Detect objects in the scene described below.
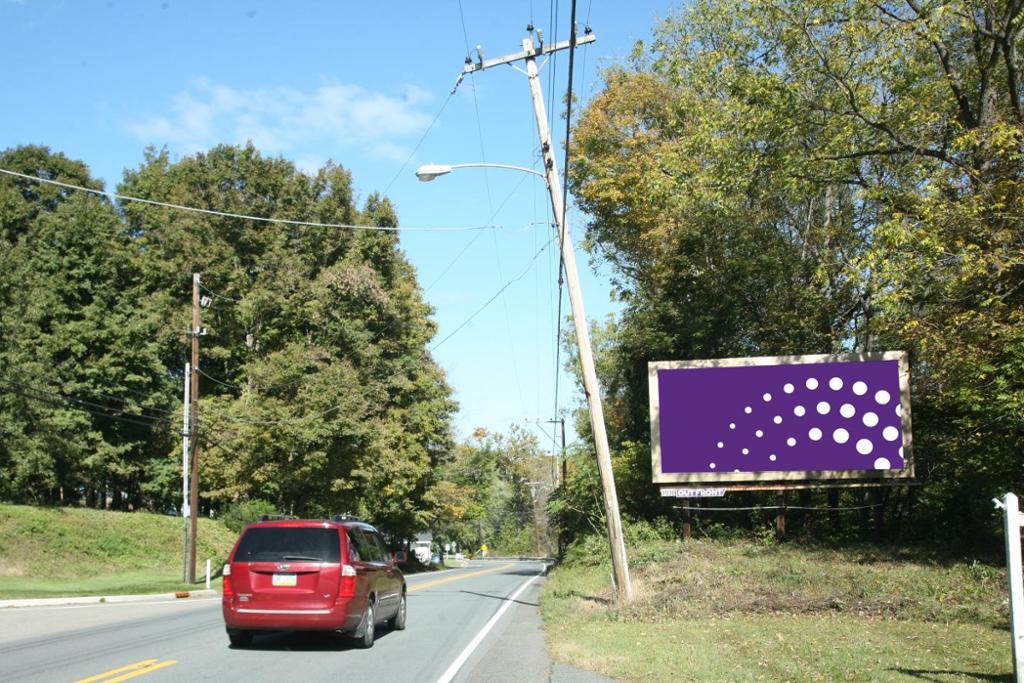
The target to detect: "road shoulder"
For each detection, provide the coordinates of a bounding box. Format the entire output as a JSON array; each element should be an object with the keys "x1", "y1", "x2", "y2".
[{"x1": 455, "y1": 576, "x2": 614, "y2": 683}]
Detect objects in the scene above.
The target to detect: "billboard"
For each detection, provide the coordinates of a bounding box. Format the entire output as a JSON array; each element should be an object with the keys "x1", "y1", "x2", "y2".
[{"x1": 649, "y1": 352, "x2": 913, "y2": 484}]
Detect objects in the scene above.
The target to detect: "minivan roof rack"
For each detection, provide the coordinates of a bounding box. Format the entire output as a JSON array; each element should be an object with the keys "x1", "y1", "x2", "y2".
[
  {"x1": 258, "y1": 514, "x2": 298, "y2": 522},
  {"x1": 330, "y1": 514, "x2": 364, "y2": 523}
]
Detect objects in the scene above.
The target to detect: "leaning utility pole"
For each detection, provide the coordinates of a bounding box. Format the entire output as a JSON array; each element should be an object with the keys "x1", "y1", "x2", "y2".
[
  {"x1": 186, "y1": 272, "x2": 201, "y2": 584},
  {"x1": 460, "y1": 28, "x2": 633, "y2": 601}
]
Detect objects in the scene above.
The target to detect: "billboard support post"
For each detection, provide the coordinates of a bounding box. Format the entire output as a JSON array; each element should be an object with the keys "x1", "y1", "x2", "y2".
[
  {"x1": 775, "y1": 492, "x2": 786, "y2": 540},
  {"x1": 995, "y1": 493, "x2": 1024, "y2": 682}
]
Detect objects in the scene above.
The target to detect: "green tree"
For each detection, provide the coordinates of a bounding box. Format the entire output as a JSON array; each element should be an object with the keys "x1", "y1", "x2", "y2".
[
  {"x1": 118, "y1": 144, "x2": 455, "y2": 537},
  {"x1": 430, "y1": 427, "x2": 557, "y2": 555},
  {"x1": 568, "y1": 0, "x2": 1023, "y2": 547},
  {"x1": 0, "y1": 146, "x2": 170, "y2": 506}
]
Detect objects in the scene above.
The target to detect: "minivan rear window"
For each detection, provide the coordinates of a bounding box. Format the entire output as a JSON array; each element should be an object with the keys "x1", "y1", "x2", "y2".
[{"x1": 234, "y1": 528, "x2": 341, "y2": 563}]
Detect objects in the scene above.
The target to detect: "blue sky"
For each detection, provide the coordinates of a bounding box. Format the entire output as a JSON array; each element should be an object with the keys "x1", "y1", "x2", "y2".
[{"x1": 0, "y1": 0, "x2": 676, "y2": 449}]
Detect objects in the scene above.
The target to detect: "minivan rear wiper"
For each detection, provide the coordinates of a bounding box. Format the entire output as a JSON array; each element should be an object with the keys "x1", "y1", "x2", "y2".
[{"x1": 282, "y1": 555, "x2": 323, "y2": 562}]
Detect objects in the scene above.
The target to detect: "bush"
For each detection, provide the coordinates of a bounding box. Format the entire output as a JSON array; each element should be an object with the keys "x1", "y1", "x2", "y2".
[{"x1": 219, "y1": 499, "x2": 278, "y2": 533}]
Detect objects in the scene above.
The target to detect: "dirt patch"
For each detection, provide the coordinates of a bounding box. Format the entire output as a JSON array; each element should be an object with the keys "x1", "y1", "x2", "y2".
[{"x1": 0, "y1": 561, "x2": 25, "y2": 577}]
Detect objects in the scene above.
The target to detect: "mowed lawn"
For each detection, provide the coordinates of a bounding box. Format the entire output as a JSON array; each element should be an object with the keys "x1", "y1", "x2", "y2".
[
  {"x1": 541, "y1": 539, "x2": 1013, "y2": 682},
  {"x1": 0, "y1": 504, "x2": 238, "y2": 598}
]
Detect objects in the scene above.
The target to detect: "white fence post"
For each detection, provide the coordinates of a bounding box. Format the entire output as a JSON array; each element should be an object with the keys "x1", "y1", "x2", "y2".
[{"x1": 997, "y1": 492, "x2": 1024, "y2": 682}]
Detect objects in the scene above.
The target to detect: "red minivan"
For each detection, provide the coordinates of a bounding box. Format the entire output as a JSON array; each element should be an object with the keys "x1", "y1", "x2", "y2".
[{"x1": 222, "y1": 516, "x2": 406, "y2": 648}]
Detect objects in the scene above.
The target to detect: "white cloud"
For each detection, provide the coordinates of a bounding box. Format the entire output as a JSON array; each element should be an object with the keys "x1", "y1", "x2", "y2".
[{"x1": 127, "y1": 78, "x2": 434, "y2": 165}]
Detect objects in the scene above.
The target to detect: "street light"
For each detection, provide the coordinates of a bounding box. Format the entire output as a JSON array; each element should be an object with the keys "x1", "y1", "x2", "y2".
[
  {"x1": 416, "y1": 156, "x2": 634, "y2": 602},
  {"x1": 415, "y1": 31, "x2": 633, "y2": 603},
  {"x1": 415, "y1": 162, "x2": 545, "y2": 182}
]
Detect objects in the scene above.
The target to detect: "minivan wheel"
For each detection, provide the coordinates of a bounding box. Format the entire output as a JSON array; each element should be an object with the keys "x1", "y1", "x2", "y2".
[
  {"x1": 355, "y1": 602, "x2": 375, "y2": 649},
  {"x1": 387, "y1": 592, "x2": 407, "y2": 631},
  {"x1": 227, "y1": 629, "x2": 253, "y2": 648}
]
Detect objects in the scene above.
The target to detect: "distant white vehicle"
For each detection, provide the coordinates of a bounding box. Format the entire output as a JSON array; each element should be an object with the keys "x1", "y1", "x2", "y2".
[
  {"x1": 412, "y1": 541, "x2": 431, "y2": 563},
  {"x1": 412, "y1": 532, "x2": 433, "y2": 563}
]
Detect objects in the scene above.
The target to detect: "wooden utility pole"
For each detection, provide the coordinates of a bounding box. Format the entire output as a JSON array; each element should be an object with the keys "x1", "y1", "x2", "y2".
[
  {"x1": 460, "y1": 29, "x2": 633, "y2": 601},
  {"x1": 186, "y1": 273, "x2": 201, "y2": 584},
  {"x1": 528, "y1": 482, "x2": 542, "y2": 557}
]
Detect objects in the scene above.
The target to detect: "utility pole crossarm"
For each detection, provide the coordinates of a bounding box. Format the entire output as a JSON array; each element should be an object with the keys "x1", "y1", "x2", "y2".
[{"x1": 461, "y1": 33, "x2": 596, "y2": 75}]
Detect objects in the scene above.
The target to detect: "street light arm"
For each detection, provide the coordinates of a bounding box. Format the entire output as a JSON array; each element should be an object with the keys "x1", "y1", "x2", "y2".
[{"x1": 415, "y1": 162, "x2": 546, "y2": 182}]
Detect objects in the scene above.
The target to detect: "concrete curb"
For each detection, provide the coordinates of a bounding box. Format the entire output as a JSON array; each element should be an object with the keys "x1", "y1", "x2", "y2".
[{"x1": 0, "y1": 589, "x2": 219, "y2": 609}]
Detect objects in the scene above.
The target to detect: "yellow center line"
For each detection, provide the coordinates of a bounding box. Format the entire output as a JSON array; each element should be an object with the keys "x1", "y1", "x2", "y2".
[
  {"x1": 75, "y1": 660, "x2": 158, "y2": 683},
  {"x1": 408, "y1": 563, "x2": 515, "y2": 593},
  {"x1": 74, "y1": 659, "x2": 177, "y2": 683},
  {"x1": 102, "y1": 660, "x2": 176, "y2": 683}
]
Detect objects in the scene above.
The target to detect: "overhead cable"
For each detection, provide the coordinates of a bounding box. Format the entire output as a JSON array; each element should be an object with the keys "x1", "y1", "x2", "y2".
[
  {"x1": 0, "y1": 376, "x2": 177, "y2": 418},
  {"x1": 431, "y1": 237, "x2": 556, "y2": 351},
  {"x1": 381, "y1": 90, "x2": 455, "y2": 197},
  {"x1": 2, "y1": 380, "x2": 177, "y2": 429},
  {"x1": 196, "y1": 368, "x2": 242, "y2": 391},
  {"x1": 0, "y1": 168, "x2": 493, "y2": 233}
]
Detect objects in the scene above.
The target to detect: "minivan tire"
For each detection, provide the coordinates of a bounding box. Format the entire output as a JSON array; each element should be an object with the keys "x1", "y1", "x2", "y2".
[
  {"x1": 355, "y1": 602, "x2": 375, "y2": 648},
  {"x1": 227, "y1": 629, "x2": 253, "y2": 647},
  {"x1": 387, "y1": 592, "x2": 407, "y2": 631}
]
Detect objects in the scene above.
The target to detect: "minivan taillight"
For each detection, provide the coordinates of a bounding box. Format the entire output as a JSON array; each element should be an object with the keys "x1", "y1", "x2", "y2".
[
  {"x1": 222, "y1": 564, "x2": 234, "y2": 598},
  {"x1": 338, "y1": 564, "x2": 356, "y2": 598}
]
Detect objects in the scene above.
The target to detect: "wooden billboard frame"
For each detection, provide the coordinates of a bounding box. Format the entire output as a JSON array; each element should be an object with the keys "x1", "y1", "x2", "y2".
[{"x1": 649, "y1": 351, "x2": 914, "y2": 488}]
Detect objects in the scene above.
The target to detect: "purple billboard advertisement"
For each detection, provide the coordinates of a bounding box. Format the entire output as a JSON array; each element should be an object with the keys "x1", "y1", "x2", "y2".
[{"x1": 649, "y1": 352, "x2": 913, "y2": 484}]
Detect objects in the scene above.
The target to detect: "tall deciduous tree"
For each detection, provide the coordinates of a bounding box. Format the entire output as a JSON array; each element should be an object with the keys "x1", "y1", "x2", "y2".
[
  {"x1": 118, "y1": 144, "x2": 455, "y2": 537},
  {"x1": 0, "y1": 146, "x2": 170, "y2": 506},
  {"x1": 569, "y1": 0, "x2": 1022, "y2": 546}
]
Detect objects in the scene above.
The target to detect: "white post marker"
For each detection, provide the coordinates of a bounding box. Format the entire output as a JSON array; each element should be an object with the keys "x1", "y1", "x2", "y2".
[
  {"x1": 205, "y1": 559, "x2": 212, "y2": 590},
  {"x1": 181, "y1": 362, "x2": 191, "y2": 583},
  {"x1": 182, "y1": 361, "x2": 191, "y2": 518},
  {"x1": 435, "y1": 569, "x2": 544, "y2": 683},
  {"x1": 996, "y1": 492, "x2": 1024, "y2": 682}
]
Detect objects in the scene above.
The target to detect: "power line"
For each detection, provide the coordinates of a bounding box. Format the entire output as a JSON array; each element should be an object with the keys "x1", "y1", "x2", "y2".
[
  {"x1": 0, "y1": 375, "x2": 178, "y2": 419},
  {"x1": 2, "y1": 379, "x2": 178, "y2": 429},
  {"x1": 431, "y1": 238, "x2": 557, "y2": 351},
  {"x1": 550, "y1": 0, "x2": 580, "y2": 444},
  {"x1": 381, "y1": 90, "x2": 455, "y2": 198},
  {"x1": 196, "y1": 367, "x2": 242, "y2": 391},
  {"x1": 212, "y1": 400, "x2": 355, "y2": 426},
  {"x1": 198, "y1": 281, "x2": 242, "y2": 303},
  {"x1": 456, "y1": 2, "x2": 528, "y2": 415},
  {"x1": 425, "y1": 174, "x2": 537, "y2": 293},
  {"x1": 0, "y1": 168, "x2": 494, "y2": 233}
]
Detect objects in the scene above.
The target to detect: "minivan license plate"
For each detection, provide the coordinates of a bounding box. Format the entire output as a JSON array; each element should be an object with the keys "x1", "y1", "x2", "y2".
[{"x1": 272, "y1": 573, "x2": 297, "y2": 587}]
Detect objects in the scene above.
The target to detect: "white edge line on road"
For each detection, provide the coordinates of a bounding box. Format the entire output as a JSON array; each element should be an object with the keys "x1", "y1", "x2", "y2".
[
  {"x1": 435, "y1": 570, "x2": 544, "y2": 683},
  {"x1": 1, "y1": 597, "x2": 221, "y2": 612}
]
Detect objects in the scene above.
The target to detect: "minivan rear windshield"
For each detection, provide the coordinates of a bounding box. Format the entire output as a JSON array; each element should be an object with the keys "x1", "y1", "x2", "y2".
[{"x1": 234, "y1": 528, "x2": 341, "y2": 563}]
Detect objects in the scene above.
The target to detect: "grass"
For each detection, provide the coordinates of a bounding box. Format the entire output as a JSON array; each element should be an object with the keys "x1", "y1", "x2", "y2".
[
  {"x1": 541, "y1": 538, "x2": 1013, "y2": 682},
  {"x1": 0, "y1": 504, "x2": 238, "y2": 599}
]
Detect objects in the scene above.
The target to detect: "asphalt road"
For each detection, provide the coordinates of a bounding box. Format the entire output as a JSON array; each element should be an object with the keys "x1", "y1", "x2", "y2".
[{"x1": 0, "y1": 560, "x2": 554, "y2": 683}]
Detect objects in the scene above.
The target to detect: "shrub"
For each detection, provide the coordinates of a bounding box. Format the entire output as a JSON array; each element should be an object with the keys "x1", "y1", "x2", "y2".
[{"x1": 219, "y1": 499, "x2": 278, "y2": 533}]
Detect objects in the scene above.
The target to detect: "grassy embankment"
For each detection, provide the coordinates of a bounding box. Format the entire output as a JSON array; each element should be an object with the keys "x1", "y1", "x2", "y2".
[
  {"x1": 0, "y1": 504, "x2": 237, "y2": 599},
  {"x1": 541, "y1": 537, "x2": 1012, "y2": 682}
]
